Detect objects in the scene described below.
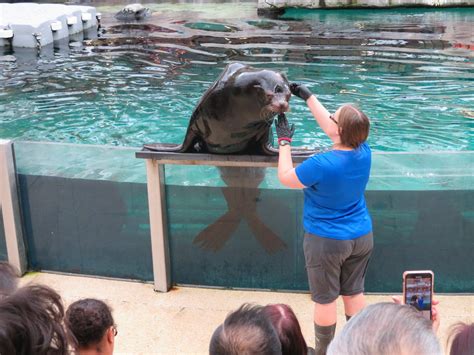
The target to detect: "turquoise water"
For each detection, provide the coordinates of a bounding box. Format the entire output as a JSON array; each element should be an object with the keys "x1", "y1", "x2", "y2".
[{"x1": 0, "y1": 4, "x2": 473, "y2": 151}]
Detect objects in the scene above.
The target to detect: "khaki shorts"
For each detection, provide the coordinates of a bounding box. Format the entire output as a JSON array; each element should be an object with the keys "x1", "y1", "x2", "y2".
[{"x1": 303, "y1": 232, "x2": 373, "y2": 304}]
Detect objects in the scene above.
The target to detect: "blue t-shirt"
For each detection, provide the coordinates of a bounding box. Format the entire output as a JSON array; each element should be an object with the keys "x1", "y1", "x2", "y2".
[{"x1": 295, "y1": 142, "x2": 372, "y2": 240}]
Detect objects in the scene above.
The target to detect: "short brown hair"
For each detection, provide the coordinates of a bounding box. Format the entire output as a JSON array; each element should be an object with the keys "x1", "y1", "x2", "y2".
[
  {"x1": 337, "y1": 104, "x2": 370, "y2": 149},
  {"x1": 66, "y1": 298, "x2": 115, "y2": 349}
]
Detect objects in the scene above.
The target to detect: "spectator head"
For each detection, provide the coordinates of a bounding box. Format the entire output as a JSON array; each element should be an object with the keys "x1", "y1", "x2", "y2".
[
  {"x1": 448, "y1": 322, "x2": 474, "y2": 355},
  {"x1": 0, "y1": 261, "x2": 18, "y2": 297},
  {"x1": 66, "y1": 298, "x2": 116, "y2": 355},
  {"x1": 335, "y1": 104, "x2": 370, "y2": 149},
  {"x1": 0, "y1": 284, "x2": 69, "y2": 355},
  {"x1": 209, "y1": 303, "x2": 282, "y2": 355},
  {"x1": 263, "y1": 304, "x2": 307, "y2": 355},
  {"x1": 327, "y1": 302, "x2": 441, "y2": 355}
]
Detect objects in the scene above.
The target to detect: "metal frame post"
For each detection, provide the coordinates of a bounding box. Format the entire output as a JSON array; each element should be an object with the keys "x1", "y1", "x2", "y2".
[
  {"x1": 145, "y1": 159, "x2": 171, "y2": 292},
  {"x1": 0, "y1": 140, "x2": 27, "y2": 275}
]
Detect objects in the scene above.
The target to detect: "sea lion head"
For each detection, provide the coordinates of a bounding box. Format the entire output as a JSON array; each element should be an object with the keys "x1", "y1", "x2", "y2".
[
  {"x1": 253, "y1": 70, "x2": 291, "y2": 123},
  {"x1": 233, "y1": 68, "x2": 291, "y2": 125}
]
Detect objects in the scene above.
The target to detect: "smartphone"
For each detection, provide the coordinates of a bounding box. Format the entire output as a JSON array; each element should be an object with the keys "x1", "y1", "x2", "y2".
[{"x1": 402, "y1": 270, "x2": 434, "y2": 320}]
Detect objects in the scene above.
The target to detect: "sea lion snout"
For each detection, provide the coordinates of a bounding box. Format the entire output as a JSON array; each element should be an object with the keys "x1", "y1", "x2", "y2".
[{"x1": 271, "y1": 100, "x2": 289, "y2": 113}]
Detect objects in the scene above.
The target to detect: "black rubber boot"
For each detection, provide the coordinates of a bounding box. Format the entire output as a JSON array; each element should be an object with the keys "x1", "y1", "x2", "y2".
[{"x1": 314, "y1": 323, "x2": 336, "y2": 355}]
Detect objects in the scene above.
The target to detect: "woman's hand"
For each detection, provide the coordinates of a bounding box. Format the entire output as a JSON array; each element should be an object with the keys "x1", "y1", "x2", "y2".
[
  {"x1": 290, "y1": 83, "x2": 313, "y2": 101},
  {"x1": 391, "y1": 296, "x2": 440, "y2": 334},
  {"x1": 275, "y1": 113, "x2": 295, "y2": 144},
  {"x1": 275, "y1": 114, "x2": 305, "y2": 189}
]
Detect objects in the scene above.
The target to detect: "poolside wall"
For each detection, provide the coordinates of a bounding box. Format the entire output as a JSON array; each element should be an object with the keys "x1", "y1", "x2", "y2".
[
  {"x1": 4, "y1": 141, "x2": 474, "y2": 293},
  {"x1": 258, "y1": 0, "x2": 473, "y2": 11}
]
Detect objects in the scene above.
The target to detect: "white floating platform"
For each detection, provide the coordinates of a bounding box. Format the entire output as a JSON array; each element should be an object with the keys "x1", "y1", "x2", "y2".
[{"x1": 0, "y1": 3, "x2": 98, "y2": 48}]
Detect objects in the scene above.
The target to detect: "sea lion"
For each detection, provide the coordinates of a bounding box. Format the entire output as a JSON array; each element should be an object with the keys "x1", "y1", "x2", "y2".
[
  {"x1": 144, "y1": 63, "x2": 315, "y2": 254},
  {"x1": 144, "y1": 62, "x2": 292, "y2": 155},
  {"x1": 115, "y1": 4, "x2": 151, "y2": 22}
]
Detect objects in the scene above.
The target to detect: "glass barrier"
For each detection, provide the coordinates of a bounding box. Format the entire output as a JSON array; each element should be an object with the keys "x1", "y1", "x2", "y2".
[
  {"x1": 13, "y1": 141, "x2": 152, "y2": 280},
  {"x1": 13, "y1": 141, "x2": 474, "y2": 292},
  {"x1": 164, "y1": 164, "x2": 473, "y2": 293}
]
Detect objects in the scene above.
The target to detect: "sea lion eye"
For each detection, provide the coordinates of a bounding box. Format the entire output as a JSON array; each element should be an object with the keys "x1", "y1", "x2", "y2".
[{"x1": 274, "y1": 85, "x2": 283, "y2": 94}]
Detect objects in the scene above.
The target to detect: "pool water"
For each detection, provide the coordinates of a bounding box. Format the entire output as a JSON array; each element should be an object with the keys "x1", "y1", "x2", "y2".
[{"x1": 0, "y1": 3, "x2": 473, "y2": 152}]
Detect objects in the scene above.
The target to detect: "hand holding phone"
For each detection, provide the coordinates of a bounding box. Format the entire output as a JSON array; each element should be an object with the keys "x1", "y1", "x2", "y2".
[{"x1": 403, "y1": 270, "x2": 434, "y2": 321}]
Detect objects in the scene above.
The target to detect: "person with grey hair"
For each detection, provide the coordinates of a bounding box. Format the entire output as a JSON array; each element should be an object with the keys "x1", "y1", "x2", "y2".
[
  {"x1": 209, "y1": 303, "x2": 282, "y2": 355},
  {"x1": 327, "y1": 302, "x2": 442, "y2": 355}
]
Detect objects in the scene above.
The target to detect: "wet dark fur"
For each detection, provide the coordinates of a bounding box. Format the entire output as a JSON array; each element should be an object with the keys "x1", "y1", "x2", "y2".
[{"x1": 144, "y1": 62, "x2": 291, "y2": 155}]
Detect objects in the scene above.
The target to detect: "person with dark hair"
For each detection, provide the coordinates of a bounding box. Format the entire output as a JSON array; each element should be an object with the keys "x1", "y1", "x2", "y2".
[
  {"x1": 263, "y1": 303, "x2": 314, "y2": 355},
  {"x1": 0, "y1": 261, "x2": 18, "y2": 297},
  {"x1": 447, "y1": 322, "x2": 474, "y2": 355},
  {"x1": 0, "y1": 284, "x2": 69, "y2": 355},
  {"x1": 66, "y1": 298, "x2": 117, "y2": 355},
  {"x1": 275, "y1": 84, "x2": 373, "y2": 354},
  {"x1": 209, "y1": 303, "x2": 282, "y2": 355}
]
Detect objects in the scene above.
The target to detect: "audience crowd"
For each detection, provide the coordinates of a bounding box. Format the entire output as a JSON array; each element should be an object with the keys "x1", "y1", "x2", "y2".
[{"x1": 0, "y1": 261, "x2": 472, "y2": 354}]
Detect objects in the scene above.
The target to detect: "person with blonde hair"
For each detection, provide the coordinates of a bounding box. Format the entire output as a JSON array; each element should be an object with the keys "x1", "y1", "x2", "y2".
[{"x1": 275, "y1": 83, "x2": 373, "y2": 354}]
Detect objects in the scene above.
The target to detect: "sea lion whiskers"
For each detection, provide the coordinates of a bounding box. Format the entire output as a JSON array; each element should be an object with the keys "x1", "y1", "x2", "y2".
[{"x1": 259, "y1": 107, "x2": 277, "y2": 123}]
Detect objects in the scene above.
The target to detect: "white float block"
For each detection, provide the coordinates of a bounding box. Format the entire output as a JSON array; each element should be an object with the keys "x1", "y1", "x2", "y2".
[
  {"x1": 68, "y1": 6, "x2": 97, "y2": 29},
  {"x1": 67, "y1": 16, "x2": 78, "y2": 25},
  {"x1": 81, "y1": 12, "x2": 92, "y2": 21},
  {"x1": 2, "y1": 3, "x2": 96, "y2": 47},
  {"x1": 50, "y1": 21, "x2": 62, "y2": 32},
  {"x1": 0, "y1": 29, "x2": 13, "y2": 39}
]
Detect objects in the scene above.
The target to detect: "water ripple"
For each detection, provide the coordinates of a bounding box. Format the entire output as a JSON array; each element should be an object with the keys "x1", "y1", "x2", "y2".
[{"x1": 0, "y1": 6, "x2": 473, "y2": 151}]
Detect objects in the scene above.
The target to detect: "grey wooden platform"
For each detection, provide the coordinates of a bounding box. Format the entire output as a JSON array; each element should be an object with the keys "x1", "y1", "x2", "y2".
[{"x1": 135, "y1": 149, "x2": 310, "y2": 167}]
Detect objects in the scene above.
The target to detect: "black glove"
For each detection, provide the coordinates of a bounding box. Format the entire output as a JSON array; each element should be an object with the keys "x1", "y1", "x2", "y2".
[
  {"x1": 290, "y1": 83, "x2": 312, "y2": 101},
  {"x1": 275, "y1": 113, "x2": 295, "y2": 144}
]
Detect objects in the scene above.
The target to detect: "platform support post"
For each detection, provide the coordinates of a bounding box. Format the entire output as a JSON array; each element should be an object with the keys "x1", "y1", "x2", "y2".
[
  {"x1": 0, "y1": 140, "x2": 27, "y2": 275},
  {"x1": 145, "y1": 159, "x2": 171, "y2": 292}
]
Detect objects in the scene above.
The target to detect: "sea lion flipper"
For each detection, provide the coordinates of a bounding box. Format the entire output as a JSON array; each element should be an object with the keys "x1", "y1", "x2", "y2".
[
  {"x1": 246, "y1": 215, "x2": 287, "y2": 254},
  {"x1": 261, "y1": 142, "x2": 279, "y2": 156},
  {"x1": 291, "y1": 147, "x2": 323, "y2": 156},
  {"x1": 193, "y1": 211, "x2": 241, "y2": 252},
  {"x1": 260, "y1": 140, "x2": 323, "y2": 157},
  {"x1": 143, "y1": 142, "x2": 183, "y2": 152},
  {"x1": 143, "y1": 126, "x2": 200, "y2": 153}
]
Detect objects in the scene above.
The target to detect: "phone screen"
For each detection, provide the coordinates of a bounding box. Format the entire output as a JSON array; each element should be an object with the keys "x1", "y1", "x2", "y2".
[{"x1": 404, "y1": 273, "x2": 432, "y2": 320}]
